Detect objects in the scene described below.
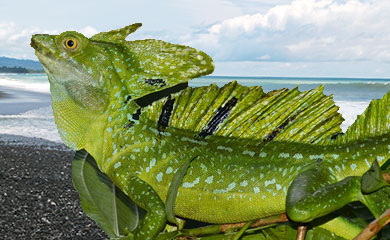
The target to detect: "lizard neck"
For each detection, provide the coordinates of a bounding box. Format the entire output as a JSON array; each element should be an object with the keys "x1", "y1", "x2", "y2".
[
  {"x1": 50, "y1": 82, "x2": 101, "y2": 151},
  {"x1": 97, "y1": 97, "x2": 142, "y2": 172}
]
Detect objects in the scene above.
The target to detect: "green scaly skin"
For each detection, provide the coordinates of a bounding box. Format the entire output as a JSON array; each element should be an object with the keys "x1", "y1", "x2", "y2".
[{"x1": 31, "y1": 23, "x2": 390, "y2": 239}]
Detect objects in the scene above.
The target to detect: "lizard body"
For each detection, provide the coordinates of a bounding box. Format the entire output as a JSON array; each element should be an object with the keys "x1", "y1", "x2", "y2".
[{"x1": 31, "y1": 23, "x2": 390, "y2": 239}]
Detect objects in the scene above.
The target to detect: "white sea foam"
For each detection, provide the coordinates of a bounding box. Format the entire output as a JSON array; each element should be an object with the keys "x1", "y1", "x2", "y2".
[
  {"x1": 335, "y1": 101, "x2": 370, "y2": 132},
  {"x1": 0, "y1": 106, "x2": 61, "y2": 142},
  {"x1": 0, "y1": 74, "x2": 50, "y2": 93}
]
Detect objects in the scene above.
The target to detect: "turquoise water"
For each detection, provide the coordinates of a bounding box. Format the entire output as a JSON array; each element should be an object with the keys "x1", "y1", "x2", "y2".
[
  {"x1": 1, "y1": 73, "x2": 390, "y2": 142},
  {"x1": 193, "y1": 76, "x2": 390, "y2": 102}
]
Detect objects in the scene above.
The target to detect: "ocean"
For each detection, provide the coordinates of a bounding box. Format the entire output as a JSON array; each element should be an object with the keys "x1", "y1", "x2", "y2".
[{"x1": 1, "y1": 73, "x2": 390, "y2": 143}]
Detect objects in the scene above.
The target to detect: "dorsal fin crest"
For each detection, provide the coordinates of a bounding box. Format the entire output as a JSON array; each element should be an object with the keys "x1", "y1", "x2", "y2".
[{"x1": 144, "y1": 82, "x2": 344, "y2": 145}]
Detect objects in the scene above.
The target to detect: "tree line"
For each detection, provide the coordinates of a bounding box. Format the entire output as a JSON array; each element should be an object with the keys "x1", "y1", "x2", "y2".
[{"x1": 0, "y1": 66, "x2": 43, "y2": 73}]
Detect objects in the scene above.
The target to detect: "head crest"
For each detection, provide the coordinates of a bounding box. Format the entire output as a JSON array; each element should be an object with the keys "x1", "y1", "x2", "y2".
[{"x1": 91, "y1": 23, "x2": 142, "y2": 42}]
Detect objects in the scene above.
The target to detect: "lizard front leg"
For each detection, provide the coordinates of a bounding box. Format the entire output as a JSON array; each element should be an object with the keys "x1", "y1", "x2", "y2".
[
  {"x1": 127, "y1": 176, "x2": 166, "y2": 240},
  {"x1": 286, "y1": 163, "x2": 364, "y2": 238}
]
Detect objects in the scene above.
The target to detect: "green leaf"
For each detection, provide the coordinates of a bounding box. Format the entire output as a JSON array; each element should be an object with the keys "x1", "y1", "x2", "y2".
[
  {"x1": 72, "y1": 150, "x2": 139, "y2": 238},
  {"x1": 165, "y1": 155, "x2": 199, "y2": 224}
]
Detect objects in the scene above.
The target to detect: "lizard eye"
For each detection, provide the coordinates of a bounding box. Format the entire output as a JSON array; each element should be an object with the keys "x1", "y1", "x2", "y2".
[{"x1": 64, "y1": 38, "x2": 78, "y2": 50}]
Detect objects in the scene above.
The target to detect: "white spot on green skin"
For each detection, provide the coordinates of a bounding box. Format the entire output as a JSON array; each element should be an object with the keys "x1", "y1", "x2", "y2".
[
  {"x1": 253, "y1": 187, "x2": 260, "y2": 194},
  {"x1": 265, "y1": 178, "x2": 276, "y2": 187},
  {"x1": 279, "y1": 153, "x2": 289, "y2": 158},
  {"x1": 183, "y1": 177, "x2": 200, "y2": 188},
  {"x1": 156, "y1": 172, "x2": 163, "y2": 182},
  {"x1": 166, "y1": 167, "x2": 173, "y2": 174},
  {"x1": 205, "y1": 176, "x2": 213, "y2": 184},
  {"x1": 293, "y1": 153, "x2": 303, "y2": 159},
  {"x1": 200, "y1": 163, "x2": 208, "y2": 171},
  {"x1": 260, "y1": 173, "x2": 264, "y2": 179},
  {"x1": 106, "y1": 127, "x2": 112, "y2": 132},
  {"x1": 243, "y1": 150, "x2": 255, "y2": 157},
  {"x1": 212, "y1": 182, "x2": 234, "y2": 194},
  {"x1": 217, "y1": 146, "x2": 233, "y2": 152},
  {"x1": 350, "y1": 163, "x2": 357, "y2": 170},
  {"x1": 309, "y1": 154, "x2": 324, "y2": 160},
  {"x1": 240, "y1": 180, "x2": 248, "y2": 187},
  {"x1": 114, "y1": 162, "x2": 121, "y2": 169},
  {"x1": 150, "y1": 158, "x2": 156, "y2": 168},
  {"x1": 364, "y1": 159, "x2": 370, "y2": 167}
]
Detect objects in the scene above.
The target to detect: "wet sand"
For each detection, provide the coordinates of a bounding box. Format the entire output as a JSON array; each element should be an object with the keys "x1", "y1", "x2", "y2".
[{"x1": 0, "y1": 86, "x2": 51, "y2": 115}]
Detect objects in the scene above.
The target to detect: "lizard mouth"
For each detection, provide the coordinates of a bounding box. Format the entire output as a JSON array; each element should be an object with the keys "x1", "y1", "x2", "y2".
[{"x1": 31, "y1": 34, "x2": 57, "y2": 74}]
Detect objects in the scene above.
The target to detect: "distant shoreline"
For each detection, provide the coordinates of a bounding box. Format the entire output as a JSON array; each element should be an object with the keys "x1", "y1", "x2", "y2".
[{"x1": 0, "y1": 66, "x2": 44, "y2": 74}]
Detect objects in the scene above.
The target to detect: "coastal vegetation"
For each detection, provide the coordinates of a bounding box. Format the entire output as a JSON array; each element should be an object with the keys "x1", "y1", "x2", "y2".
[
  {"x1": 0, "y1": 56, "x2": 43, "y2": 73},
  {"x1": 0, "y1": 66, "x2": 43, "y2": 73}
]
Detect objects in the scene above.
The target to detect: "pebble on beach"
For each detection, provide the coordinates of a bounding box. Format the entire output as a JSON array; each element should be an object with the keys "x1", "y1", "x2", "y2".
[{"x1": 0, "y1": 135, "x2": 107, "y2": 239}]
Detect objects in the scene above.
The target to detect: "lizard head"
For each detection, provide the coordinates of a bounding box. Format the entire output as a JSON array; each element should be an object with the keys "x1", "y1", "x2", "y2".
[
  {"x1": 31, "y1": 23, "x2": 214, "y2": 150},
  {"x1": 31, "y1": 30, "x2": 110, "y2": 112}
]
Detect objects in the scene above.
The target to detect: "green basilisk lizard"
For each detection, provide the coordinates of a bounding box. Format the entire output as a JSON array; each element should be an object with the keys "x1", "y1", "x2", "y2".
[{"x1": 31, "y1": 23, "x2": 390, "y2": 239}]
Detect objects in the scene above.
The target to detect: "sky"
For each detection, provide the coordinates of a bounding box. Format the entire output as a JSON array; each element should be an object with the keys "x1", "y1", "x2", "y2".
[{"x1": 1, "y1": 0, "x2": 390, "y2": 78}]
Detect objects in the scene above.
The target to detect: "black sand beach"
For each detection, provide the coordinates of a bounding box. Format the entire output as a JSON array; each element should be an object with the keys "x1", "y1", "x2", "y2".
[{"x1": 0, "y1": 134, "x2": 107, "y2": 239}]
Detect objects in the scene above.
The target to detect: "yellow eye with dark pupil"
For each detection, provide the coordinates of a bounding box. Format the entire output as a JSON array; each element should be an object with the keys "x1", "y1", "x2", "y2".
[
  {"x1": 67, "y1": 40, "x2": 74, "y2": 47},
  {"x1": 65, "y1": 39, "x2": 77, "y2": 50}
]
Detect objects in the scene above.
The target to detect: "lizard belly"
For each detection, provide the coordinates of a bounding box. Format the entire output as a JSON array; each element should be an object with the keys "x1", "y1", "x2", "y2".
[
  {"x1": 174, "y1": 183, "x2": 289, "y2": 223},
  {"x1": 145, "y1": 153, "x2": 304, "y2": 224}
]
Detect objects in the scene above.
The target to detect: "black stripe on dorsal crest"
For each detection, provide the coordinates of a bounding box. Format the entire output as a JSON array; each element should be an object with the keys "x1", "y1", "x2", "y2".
[
  {"x1": 263, "y1": 109, "x2": 302, "y2": 143},
  {"x1": 158, "y1": 96, "x2": 175, "y2": 130},
  {"x1": 145, "y1": 78, "x2": 167, "y2": 87},
  {"x1": 135, "y1": 82, "x2": 188, "y2": 107},
  {"x1": 198, "y1": 97, "x2": 238, "y2": 138}
]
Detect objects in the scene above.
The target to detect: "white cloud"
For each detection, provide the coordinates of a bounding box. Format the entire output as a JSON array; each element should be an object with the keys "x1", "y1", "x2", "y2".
[
  {"x1": 79, "y1": 26, "x2": 99, "y2": 38},
  {"x1": 0, "y1": 22, "x2": 53, "y2": 59},
  {"x1": 0, "y1": 22, "x2": 99, "y2": 59},
  {"x1": 213, "y1": 60, "x2": 390, "y2": 78},
  {"x1": 185, "y1": 0, "x2": 390, "y2": 63}
]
